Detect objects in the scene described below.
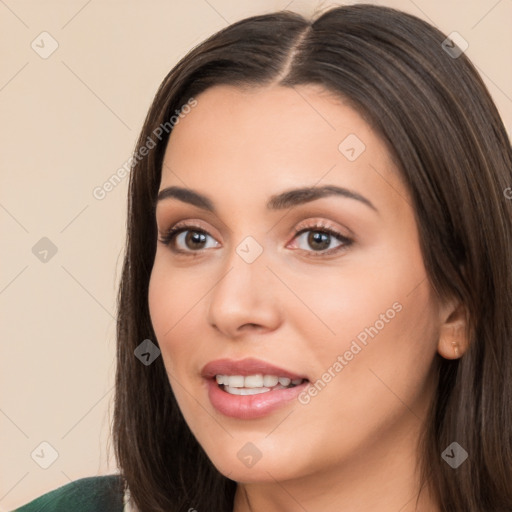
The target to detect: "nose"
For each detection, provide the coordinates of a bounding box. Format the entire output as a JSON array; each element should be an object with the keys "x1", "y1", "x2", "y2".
[{"x1": 206, "y1": 248, "x2": 282, "y2": 339}]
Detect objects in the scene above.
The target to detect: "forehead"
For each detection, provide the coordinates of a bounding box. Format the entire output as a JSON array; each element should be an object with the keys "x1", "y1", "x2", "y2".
[
  {"x1": 164, "y1": 84, "x2": 372, "y2": 166},
  {"x1": 160, "y1": 84, "x2": 407, "y2": 213}
]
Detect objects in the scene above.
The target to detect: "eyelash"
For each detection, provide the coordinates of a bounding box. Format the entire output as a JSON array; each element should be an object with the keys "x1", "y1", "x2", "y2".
[{"x1": 158, "y1": 221, "x2": 353, "y2": 258}]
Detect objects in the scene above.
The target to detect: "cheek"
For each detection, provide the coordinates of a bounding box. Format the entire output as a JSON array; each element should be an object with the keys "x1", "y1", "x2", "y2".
[
  {"x1": 148, "y1": 261, "x2": 174, "y2": 338},
  {"x1": 299, "y1": 270, "x2": 439, "y2": 432},
  {"x1": 295, "y1": 242, "x2": 439, "y2": 406},
  {"x1": 149, "y1": 253, "x2": 201, "y2": 327},
  {"x1": 148, "y1": 259, "x2": 196, "y2": 372},
  {"x1": 289, "y1": 259, "x2": 425, "y2": 360},
  {"x1": 148, "y1": 258, "x2": 220, "y2": 441}
]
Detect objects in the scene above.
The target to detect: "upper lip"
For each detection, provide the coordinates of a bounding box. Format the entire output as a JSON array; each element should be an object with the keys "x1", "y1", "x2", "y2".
[{"x1": 201, "y1": 358, "x2": 308, "y2": 380}]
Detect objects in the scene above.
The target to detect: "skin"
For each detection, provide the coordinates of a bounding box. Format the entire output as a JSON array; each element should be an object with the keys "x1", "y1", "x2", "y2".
[{"x1": 148, "y1": 84, "x2": 468, "y2": 512}]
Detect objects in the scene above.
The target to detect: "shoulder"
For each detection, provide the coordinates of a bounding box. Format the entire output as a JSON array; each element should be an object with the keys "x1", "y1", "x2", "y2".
[{"x1": 12, "y1": 474, "x2": 126, "y2": 512}]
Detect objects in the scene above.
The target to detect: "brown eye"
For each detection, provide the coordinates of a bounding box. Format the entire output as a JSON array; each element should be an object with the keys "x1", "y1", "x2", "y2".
[
  {"x1": 293, "y1": 227, "x2": 352, "y2": 255},
  {"x1": 159, "y1": 225, "x2": 220, "y2": 253},
  {"x1": 307, "y1": 231, "x2": 331, "y2": 251},
  {"x1": 183, "y1": 231, "x2": 208, "y2": 250}
]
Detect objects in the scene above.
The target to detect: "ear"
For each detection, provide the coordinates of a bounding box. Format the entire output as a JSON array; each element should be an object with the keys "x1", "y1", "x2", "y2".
[{"x1": 437, "y1": 298, "x2": 469, "y2": 360}]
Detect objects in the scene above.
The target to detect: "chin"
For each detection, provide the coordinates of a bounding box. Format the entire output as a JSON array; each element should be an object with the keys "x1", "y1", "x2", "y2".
[{"x1": 203, "y1": 442, "x2": 310, "y2": 484}]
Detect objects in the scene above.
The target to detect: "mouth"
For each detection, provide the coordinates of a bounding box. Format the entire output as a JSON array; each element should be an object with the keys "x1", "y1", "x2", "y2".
[
  {"x1": 201, "y1": 358, "x2": 310, "y2": 419},
  {"x1": 215, "y1": 374, "x2": 308, "y2": 395}
]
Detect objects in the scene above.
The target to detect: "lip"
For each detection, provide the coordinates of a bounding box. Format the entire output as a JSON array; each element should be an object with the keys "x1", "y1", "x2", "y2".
[
  {"x1": 205, "y1": 377, "x2": 309, "y2": 419},
  {"x1": 201, "y1": 357, "x2": 308, "y2": 380},
  {"x1": 201, "y1": 358, "x2": 310, "y2": 420}
]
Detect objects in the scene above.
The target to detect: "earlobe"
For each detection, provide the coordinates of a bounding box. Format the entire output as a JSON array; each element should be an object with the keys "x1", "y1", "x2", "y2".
[{"x1": 437, "y1": 300, "x2": 469, "y2": 360}]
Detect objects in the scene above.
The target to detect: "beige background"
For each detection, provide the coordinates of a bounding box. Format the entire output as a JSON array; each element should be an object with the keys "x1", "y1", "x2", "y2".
[{"x1": 1, "y1": 0, "x2": 511, "y2": 509}]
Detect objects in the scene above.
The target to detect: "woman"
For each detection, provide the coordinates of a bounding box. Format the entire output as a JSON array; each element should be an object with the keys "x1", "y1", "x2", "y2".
[{"x1": 14, "y1": 3, "x2": 512, "y2": 511}]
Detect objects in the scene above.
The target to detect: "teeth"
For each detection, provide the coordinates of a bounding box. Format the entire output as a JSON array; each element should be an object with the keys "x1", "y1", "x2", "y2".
[
  {"x1": 224, "y1": 386, "x2": 271, "y2": 395},
  {"x1": 244, "y1": 374, "x2": 264, "y2": 387},
  {"x1": 263, "y1": 375, "x2": 279, "y2": 387},
  {"x1": 215, "y1": 374, "x2": 305, "y2": 390},
  {"x1": 227, "y1": 375, "x2": 245, "y2": 388}
]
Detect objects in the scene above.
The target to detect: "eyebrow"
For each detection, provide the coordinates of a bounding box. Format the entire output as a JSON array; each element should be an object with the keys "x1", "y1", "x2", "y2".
[{"x1": 156, "y1": 185, "x2": 378, "y2": 213}]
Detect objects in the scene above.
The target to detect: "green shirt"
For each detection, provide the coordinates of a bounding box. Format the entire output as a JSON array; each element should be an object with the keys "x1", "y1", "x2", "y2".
[{"x1": 12, "y1": 475, "x2": 126, "y2": 512}]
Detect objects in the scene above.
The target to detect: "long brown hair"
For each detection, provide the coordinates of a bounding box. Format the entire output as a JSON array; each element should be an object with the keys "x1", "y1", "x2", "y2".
[{"x1": 113, "y1": 4, "x2": 512, "y2": 511}]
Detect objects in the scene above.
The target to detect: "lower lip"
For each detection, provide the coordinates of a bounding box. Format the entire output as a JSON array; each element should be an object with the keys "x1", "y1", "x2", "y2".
[{"x1": 206, "y1": 378, "x2": 309, "y2": 420}]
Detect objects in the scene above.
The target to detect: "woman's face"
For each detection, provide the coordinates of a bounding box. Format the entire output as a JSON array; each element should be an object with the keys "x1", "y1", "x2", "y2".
[{"x1": 148, "y1": 84, "x2": 443, "y2": 485}]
